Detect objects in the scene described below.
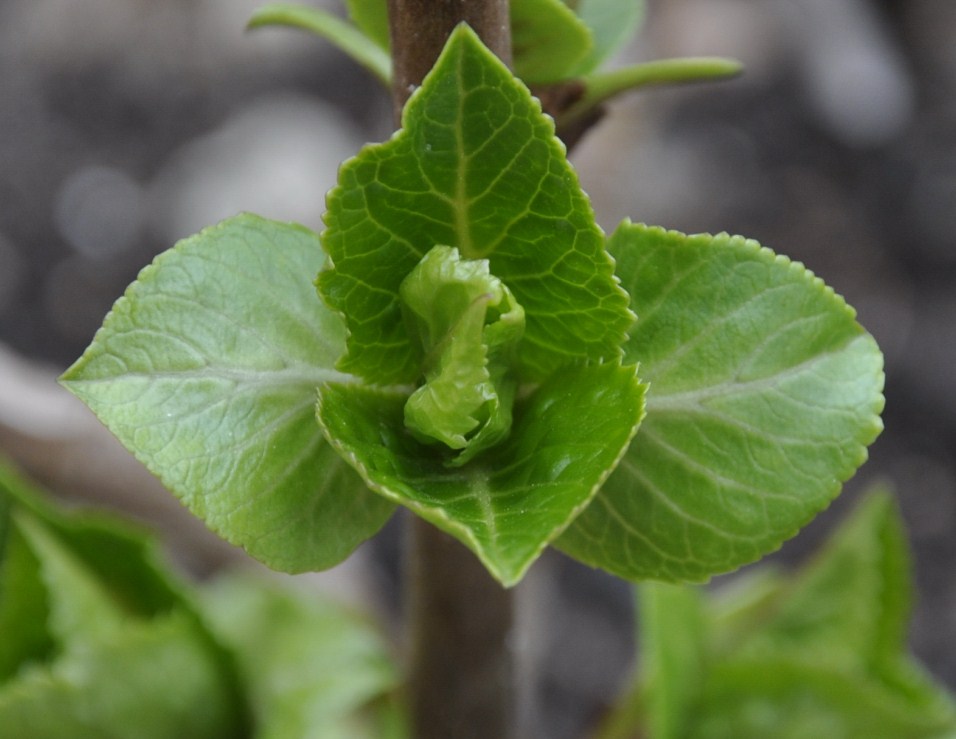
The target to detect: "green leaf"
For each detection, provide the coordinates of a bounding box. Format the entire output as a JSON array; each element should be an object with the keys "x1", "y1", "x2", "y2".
[
  {"x1": 693, "y1": 490, "x2": 956, "y2": 738},
  {"x1": 248, "y1": 3, "x2": 391, "y2": 84},
  {"x1": 0, "y1": 471, "x2": 57, "y2": 681},
  {"x1": 609, "y1": 492, "x2": 956, "y2": 739},
  {"x1": 319, "y1": 25, "x2": 633, "y2": 385},
  {"x1": 0, "y1": 503, "x2": 242, "y2": 737},
  {"x1": 0, "y1": 523, "x2": 53, "y2": 680},
  {"x1": 14, "y1": 512, "x2": 130, "y2": 646},
  {"x1": 739, "y1": 491, "x2": 911, "y2": 672},
  {"x1": 0, "y1": 469, "x2": 250, "y2": 737},
  {"x1": 61, "y1": 214, "x2": 396, "y2": 574},
  {"x1": 511, "y1": 0, "x2": 593, "y2": 84},
  {"x1": 400, "y1": 245, "x2": 525, "y2": 464},
  {"x1": 0, "y1": 611, "x2": 240, "y2": 739},
  {"x1": 691, "y1": 657, "x2": 956, "y2": 739},
  {"x1": 559, "y1": 57, "x2": 743, "y2": 131},
  {"x1": 0, "y1": 464, "x2": 182, "y2": 620},
  {"x1": 318, "y1": 362, "x2": 646, "y2": 586},
  {"x1": 346, "y1": 0, "x2": 391, "y2": 51},
  {"x1": 567, "y1": 0, "x2": 645, "y2": 74},
  {"x1": 557, "y1": 223, "x2": 885, "y2": 582},
  {"x1": 199, "y1": 573, "x2": 402, "y2": 739}
]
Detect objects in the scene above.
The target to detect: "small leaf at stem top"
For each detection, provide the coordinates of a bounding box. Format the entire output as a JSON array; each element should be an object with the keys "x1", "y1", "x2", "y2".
[
  {"x1": 400, "y1": 245, "x2": 525, "y2": 465},
  {"x1": 319, "y1": 24, "x2": 633, "y2": 386}
]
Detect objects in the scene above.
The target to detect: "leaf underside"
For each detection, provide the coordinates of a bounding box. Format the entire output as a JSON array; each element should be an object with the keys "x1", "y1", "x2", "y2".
[
  {"x1": 556, "y1": 223, "x2": 885, "y2": 582},
  {"x1": 60, "y1": 215, "x2": 395, "y2": 574}
]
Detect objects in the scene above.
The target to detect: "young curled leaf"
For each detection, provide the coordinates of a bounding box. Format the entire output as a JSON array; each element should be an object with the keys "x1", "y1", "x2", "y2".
[{"x1": 401, "y1": 246, "x2": 525, "y2": 466}]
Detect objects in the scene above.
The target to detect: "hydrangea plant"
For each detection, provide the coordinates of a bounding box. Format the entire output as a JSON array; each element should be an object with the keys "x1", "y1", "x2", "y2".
[{"x1": 48, "y1": 3, "x2": 890, "y2": 735}]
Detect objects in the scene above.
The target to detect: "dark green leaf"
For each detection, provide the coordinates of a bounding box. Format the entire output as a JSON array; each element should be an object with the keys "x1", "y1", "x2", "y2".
[
  {"x1": 319, "y1": 25, "x2": 632, "y2": 385},
  {"x1": 0, "y1": 524, "x2": 53, "y2": 681},
  {"x1": 0, "y1": 611, "x2": 240, "y2": 739}
]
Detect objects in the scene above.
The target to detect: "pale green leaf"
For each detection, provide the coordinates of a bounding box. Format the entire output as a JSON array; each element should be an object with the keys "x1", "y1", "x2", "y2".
[
  {"x1": 511, "y1": 0, "x2": 592, "y2": 84},
  {"x1": 400, "y1": 245, "x2": 524, "y2": 463},
  {"x1": 199, "y1": 573, "x2": 401, "y2": 739},
  {"x1": 693, "y1": 490, "x2": 956, "y2": 737},
  {"x1": 61, "y1": 214, "x2": 396, "y2": 574},
  {"x1": 248, "y1": 3, "x2": 391, "y2": 84},
  {"x1": 318, "y1": 362, "x2": 646, "y2": 586},
  {"x1": 557, "y1": 223, "x2": 885, "y2": 582},
  {"x1": 608, "y1": 492, "x2": 956, "y2": 739},
  {"x1": 319, "y1": 25, "x2": 632, "y2": 385},
  {"x1": 560, "y1": 57, "x2": 743, "y2": 131}
]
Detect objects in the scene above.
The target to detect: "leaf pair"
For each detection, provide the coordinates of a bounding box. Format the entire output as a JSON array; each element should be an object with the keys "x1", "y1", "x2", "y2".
[{"x1": 62, "y1": 27, "x2": 883, "y2": 588}]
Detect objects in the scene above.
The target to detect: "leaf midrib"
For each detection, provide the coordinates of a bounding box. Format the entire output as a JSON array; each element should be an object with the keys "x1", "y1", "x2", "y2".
[
  {"x1": 644, "y1": 334, "x2": 869, "y2": 414},
  {"x1": 64, "y1": 366, "x2": 357, "y2": 388}
]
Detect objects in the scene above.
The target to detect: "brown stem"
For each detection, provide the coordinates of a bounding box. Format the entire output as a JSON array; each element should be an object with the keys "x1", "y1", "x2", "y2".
[
  {"x1": 385, "y1": 5, "x2": 515, "y2": 736},
  {"x1": 387, "y1": 0, "x2": 512, "y2": 112},
  {"x1": 405, "y1": 515, "x2": 515, "y2": 738}
]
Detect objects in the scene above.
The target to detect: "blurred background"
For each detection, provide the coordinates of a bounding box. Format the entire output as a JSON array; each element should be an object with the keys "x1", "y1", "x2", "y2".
[{"x1": 1, "y1": 0, "x2": 954, "y2": 736}]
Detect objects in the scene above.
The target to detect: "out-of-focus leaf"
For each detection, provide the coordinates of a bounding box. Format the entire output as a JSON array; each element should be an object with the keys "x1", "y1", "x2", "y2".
[{"x1": 199, "y1": 573, "x2": 403, "y2": 739}]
